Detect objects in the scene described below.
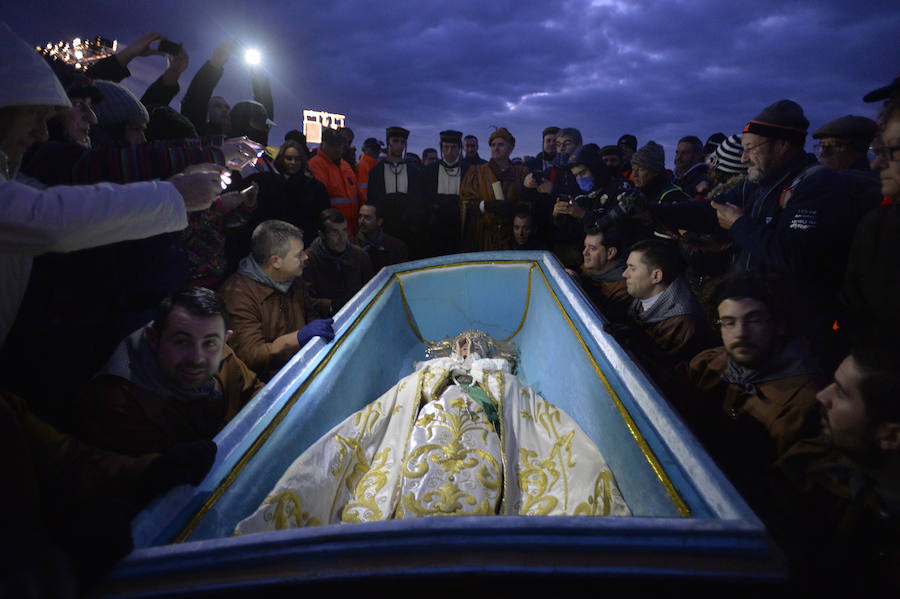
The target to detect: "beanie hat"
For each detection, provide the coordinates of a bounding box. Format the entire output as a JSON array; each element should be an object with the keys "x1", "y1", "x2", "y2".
[
  {"x1": 703, "y1": 132, "x2": 726, "y2": 155},
  {"x1": 489, "y1": 127, "x2": 515, "y2": 147},
  {"x1": 91, "y1": 80, "x2": 149, "y2": 127},
  {"x1": 146, "y1": 105, "x2": 197, "y2": 141},
  {"x1": 743, "y1": 99, "x2": 808, "y2": 145},
  {"x1": 0, "y1": 21, "x2": 71, "y2": 110},
  {"x1": 599, "y1": 145, "x2": 623, "y2": 158},
  {"x1": 706, "y1": 134, "x2": 746, "y2": 175},
  {"x1": 630, "y1": 141, "x2": 665, "y2": 172}
]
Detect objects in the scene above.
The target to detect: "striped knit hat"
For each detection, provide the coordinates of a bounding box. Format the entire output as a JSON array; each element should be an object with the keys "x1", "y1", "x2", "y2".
[{"x1": 706, "y1": 134, "x2": 746, "y2": 174}]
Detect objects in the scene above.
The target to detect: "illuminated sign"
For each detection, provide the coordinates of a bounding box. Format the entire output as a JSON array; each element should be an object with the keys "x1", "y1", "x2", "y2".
[{"x1": 303, "y1": 109, "x2": 346, "y2": 144}]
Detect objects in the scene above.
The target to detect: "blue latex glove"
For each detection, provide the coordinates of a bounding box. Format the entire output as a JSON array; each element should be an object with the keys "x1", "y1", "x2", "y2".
[{"x1": 297, "y1": 318, "x2": 335, "y2": 347}]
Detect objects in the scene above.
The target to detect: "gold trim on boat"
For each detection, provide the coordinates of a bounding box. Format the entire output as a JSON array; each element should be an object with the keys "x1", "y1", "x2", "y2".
[{"x1": 174, "y1": 258, "x2": 688, "y2": 542}]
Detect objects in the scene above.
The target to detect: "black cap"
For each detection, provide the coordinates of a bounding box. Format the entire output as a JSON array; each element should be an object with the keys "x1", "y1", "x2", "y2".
[
  {"x1": 386, "y1": 126, "x2": 410, "y2": 141},
  {"x1": 863, "y1": 75, "x2": 900, "y2": 103},
  {"x1": 322, "y1": 127, "x2": 344, "y2": 145},
  {"x1": 439, "y1": 129, "x2": 463, "y2": 144}
]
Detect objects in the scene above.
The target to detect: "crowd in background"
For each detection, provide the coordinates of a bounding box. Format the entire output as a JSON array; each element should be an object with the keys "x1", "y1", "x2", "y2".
[{"x1": 1, "y1": 20, "x2": 898, "y2": 597}]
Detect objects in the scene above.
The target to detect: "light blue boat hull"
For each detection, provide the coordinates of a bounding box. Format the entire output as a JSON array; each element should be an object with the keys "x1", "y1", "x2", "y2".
[{"x1": 100, "y1": 251, "x2": 782, "y2": 596}]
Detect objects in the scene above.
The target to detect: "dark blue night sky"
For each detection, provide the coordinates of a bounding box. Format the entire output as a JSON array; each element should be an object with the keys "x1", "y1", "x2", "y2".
[{"x1": 5, "y1": 0, "x2": 899, "y2": 159}]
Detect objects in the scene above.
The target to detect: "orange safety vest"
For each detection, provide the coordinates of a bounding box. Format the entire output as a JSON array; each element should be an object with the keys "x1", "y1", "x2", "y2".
[
  {"x1": 355, "y1": 153, "x2": 378, "y2": 205},
  {"x1": 308, "y1": 154, "x2": 360, "y2": 235}
]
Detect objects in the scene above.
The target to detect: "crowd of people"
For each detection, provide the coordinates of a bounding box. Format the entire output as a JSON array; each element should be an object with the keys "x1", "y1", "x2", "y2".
[{"x1": 0, "y1": 20, "x2": 898, "y2": 596}]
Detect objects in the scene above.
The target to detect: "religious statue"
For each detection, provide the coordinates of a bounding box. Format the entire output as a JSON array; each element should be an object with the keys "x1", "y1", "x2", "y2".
[{"x1": 234, "y1": 330, "x2": 630, "y2": 534}]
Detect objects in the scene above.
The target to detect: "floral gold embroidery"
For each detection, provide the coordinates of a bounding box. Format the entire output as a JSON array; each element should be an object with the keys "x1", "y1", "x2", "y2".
[{"x1": 262, "y1": 490, "x2": 322, "y2": 529}]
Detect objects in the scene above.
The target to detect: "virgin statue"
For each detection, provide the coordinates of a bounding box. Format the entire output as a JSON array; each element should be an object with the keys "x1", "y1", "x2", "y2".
[{"x1": 235, "y1": 330, "x2": 630, "y2": 534}]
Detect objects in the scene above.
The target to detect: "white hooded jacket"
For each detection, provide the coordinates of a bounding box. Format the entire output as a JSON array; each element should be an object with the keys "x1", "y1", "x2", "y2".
[{"x1": 0, "y1": 22, "x2": 188, "y2": 346}]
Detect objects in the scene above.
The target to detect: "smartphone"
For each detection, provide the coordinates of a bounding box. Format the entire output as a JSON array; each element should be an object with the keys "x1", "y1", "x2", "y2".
[
  {"x1": 558, "y1": 194, "x2": 572, "y2": 204},
  {"x1": 157, "y1": 39, "x2": 183, "y2": 55}
]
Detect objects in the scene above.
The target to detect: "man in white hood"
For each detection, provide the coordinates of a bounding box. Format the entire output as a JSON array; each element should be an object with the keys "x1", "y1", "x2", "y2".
[{"x1": 0, "y1": 21, "x2": 223, "y2": 347}]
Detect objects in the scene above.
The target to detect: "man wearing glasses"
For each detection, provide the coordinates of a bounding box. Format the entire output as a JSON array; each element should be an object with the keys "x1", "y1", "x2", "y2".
[
  {"x1": 677, "y1": 271, "x2": 823, "y2": 493},
  {"x1": 841, "y1": 76, "x2": 900, "y2": 337}
]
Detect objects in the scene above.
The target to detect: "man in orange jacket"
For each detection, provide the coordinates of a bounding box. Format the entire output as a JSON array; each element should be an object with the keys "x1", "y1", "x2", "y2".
[
  {"x1": 355, "y1": 137, "x2": 381, "y2": 205},
  {"x1": 308, "y1": 128, "x2": 360, "y2": 235}
]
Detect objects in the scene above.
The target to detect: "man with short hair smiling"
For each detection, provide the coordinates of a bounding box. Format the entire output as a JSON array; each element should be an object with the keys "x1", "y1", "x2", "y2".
[
  {"x1": 303, "y1": 208, "x2": 374, "y2": 312},
  {"x1": 220, "y1": 220, "x2": 333, "y2": 380},
  {"x1": 73, "y1": 288, "x2": 263, "y2": 456}
]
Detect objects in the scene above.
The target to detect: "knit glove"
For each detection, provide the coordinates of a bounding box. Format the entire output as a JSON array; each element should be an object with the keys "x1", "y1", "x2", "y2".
[{"x1": 297, "y1": 318, "x2": 335, "y2": 347}]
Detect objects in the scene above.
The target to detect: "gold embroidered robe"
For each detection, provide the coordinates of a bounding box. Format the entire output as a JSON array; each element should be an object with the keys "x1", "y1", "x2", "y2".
[{"x1": 234, "y1": 357, "x2": 630, "y2": 535}]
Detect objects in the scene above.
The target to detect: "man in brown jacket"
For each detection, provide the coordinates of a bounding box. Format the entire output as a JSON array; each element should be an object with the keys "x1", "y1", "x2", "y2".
[
  {"x1": 220, "y1": 220, "x2": 334, "y2": 380},
  {"x1": 576, "y1": 226, "x2": 631, "y2": 324},
  {"x1": 680, "y1": 272, "x2": 823, "y2": 493},
  {"x1": 458, "y1": 127, "x2": 529, "y2": 251},
  {"x1": 74, "y1": 288, "x2": 263, "y2": 456}
]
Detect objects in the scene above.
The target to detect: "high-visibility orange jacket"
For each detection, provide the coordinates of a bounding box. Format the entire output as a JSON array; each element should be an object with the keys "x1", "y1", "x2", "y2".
[
  {"x1": 308, "y1": 153, "x2": 360, "y2": 235},
  {"x1": 355, "y1": 153, "x2": 378, "y2": 205}
]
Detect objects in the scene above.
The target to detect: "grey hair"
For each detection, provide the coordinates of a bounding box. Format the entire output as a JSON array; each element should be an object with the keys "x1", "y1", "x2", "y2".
[{"x1": 251, "y1": 220, "x2": 303, "y2": 265}]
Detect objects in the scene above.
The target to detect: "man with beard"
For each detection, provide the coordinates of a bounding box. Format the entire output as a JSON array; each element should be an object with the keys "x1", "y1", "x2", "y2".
[
  {"x1": 422, "y1": 129, "x2": 470, "y2": 256},
  {"x1": 521, "y1": 126, "x2": 561, "y2": 248},
  {"x1": 459, "y1": 127, "x2": 529, "y2": 251},
  {"x1": 679, "y1": 272, "x2": 822, "y2": 489},
  {"x1": 73, "y1": 287, "x2": 263, "y2": 456},
  {"x1": 303, "y1": 209, "x2": 374, "y2": 312},
  {"x1": 367, "y1": 126, "x2": 426, "y2": 257},
  {"x1": 769, "y1": 341, "x2": 900, "y2": 593}
]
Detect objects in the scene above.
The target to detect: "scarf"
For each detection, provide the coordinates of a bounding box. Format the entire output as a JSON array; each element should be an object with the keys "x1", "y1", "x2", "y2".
[
  {"x1": 99, "y1": 327, "x2": 221, "y2": 402},
  {"x1": 356, "y1": 229, "x2": 386, "y2": 253},
  {"x1": 236, "y1": 254, "x2": 292, "y2": 294},
  {"x1": 583, "y1": 261, "x2": 625, "y2": 284},
  {"x1": 630, "y1": 276, "x2": 704, "y2": 324},
  {"x1": 721, "y1": 336, "x2": 820, "y2": 396},
  {"x1": 310, "y1": 236, "x2": 353, "y2": 273}
]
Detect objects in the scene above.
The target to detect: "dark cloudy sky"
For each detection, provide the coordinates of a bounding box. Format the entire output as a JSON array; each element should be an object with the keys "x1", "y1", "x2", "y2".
[{"x1": 6, "y1": 0, "x2": 900, "y2": 161}]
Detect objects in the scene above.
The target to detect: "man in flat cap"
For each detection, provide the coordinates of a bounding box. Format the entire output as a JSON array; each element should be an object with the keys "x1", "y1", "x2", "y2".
[
  {"x1": 813, "y1": 115, "x2": 878, "y2": 172},
  {"x1": 813, "y1": 115, "x2": 883, "y2": 216},
  {"x1": 652, "y1": 99, "x2": 863, "y2": 367},
  {"x1": 367, "y1": 126, "x2": 426, "y2": 258},
  {"x1": 422, "y1": 130, "x2": 471, "y2": 256},
  {"x1": 459, "y1": 127, "x2": 529, "y2": 251}
]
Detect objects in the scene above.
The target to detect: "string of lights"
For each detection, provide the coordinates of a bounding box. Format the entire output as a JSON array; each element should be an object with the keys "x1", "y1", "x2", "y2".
[{"x1": 36, "y1": 36, "x2": 117, "y2": 70}]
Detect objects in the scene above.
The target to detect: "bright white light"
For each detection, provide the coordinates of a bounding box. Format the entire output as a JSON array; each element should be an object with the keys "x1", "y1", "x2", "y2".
[
  {"x1": 244, "y1": 48, "x2": 261, "y2": 65},
  {"x1": 74, "y1": 49, "x2": 83, "y2": 59},
  {"x1": 73, "y1": 37, "x2": 81, "y2": 46}
]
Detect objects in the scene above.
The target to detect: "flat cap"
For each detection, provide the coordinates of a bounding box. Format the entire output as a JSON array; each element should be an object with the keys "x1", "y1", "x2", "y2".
[
  {"x1": 863, "y1": 75, "x2": 900, "y2": 103},
  {"x1": 439, "y1": 129, "x2": 463, "y2": 144},
  {"x1": 813, "y1": 115, "x2": 878, "y2": 142},
  {"x1": 386, "y1": 126, "x2": 410, "y2": 140}
]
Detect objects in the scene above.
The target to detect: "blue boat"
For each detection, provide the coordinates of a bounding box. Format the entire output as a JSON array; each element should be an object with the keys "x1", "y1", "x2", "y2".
[{"x1": 99, "y1": 251, "x2": 782, "y2": 596}]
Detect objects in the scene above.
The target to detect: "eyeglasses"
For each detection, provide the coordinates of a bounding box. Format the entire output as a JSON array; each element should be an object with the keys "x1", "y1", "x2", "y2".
[
  {"x1": 741, "y1": 140, "x2": 771, "y2": 154},
  {"x1": 870, "y1": 144, "x2": 900, "y2": 162},
  {"x1": 714, "y1": 315, "x2": 771, "y2": 329},
  {"x1": 814, "y1": 141, "x2": 850, "y2": 156}
]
